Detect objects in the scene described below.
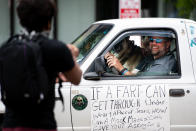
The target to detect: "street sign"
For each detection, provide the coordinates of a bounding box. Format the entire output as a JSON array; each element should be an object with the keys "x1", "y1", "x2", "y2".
[{"x1": 119, "y1": 0, "x2": 141, "y2": 18}]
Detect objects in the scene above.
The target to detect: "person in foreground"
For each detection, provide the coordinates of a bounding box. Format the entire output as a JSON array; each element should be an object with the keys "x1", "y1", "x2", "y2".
[
  {"x1": 105, "y1": 36, "x2": 177, "y2": 76},
  {"x1": 1, "y1": 0, "x2": 82, "y2": 131}
]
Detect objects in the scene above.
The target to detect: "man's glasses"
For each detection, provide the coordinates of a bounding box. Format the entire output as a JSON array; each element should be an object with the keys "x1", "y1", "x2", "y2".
[{"x1": 149, "y1": 38, "x2": 166, "y2": 43}]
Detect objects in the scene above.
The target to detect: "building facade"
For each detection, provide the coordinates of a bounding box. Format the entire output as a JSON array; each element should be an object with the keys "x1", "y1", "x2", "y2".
[{"x1": 0, "y1": 0, "x2": 194, "y2": 45}]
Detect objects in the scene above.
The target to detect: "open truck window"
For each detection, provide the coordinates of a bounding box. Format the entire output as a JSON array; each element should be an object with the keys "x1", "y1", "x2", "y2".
[{"x1": 85, "y1": 29, "x2": 181, "y2": 79}]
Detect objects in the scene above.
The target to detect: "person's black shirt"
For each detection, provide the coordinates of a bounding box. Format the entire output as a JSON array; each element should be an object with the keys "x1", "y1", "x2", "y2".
[{"x1": 3, "y1": 36, "x2": 75, "y2": 129}]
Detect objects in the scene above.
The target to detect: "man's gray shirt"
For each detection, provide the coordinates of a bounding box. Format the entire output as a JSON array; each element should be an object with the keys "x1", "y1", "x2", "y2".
[{"x1": 136, "y1": 53, "x2": 177, "y2": 76}]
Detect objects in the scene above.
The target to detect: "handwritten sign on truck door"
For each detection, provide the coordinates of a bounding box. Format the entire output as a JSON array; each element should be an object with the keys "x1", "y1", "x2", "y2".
[{"x1": 91, "y1": 84, "x2": 170, "y2": 131}]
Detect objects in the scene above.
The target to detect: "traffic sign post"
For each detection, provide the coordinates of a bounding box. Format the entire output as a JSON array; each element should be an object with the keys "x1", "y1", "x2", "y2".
[{"x1": 119, "y1": 0, "x2": 141, "y2": 18}]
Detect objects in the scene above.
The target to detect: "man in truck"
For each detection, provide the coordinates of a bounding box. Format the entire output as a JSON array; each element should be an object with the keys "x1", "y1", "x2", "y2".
[{"x1": 105, "y1": 36, "x2": 177, "y2": 76}]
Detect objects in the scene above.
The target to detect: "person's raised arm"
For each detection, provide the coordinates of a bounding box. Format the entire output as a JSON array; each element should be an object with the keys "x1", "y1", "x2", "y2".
[{"x1": 61, "y1": 44, "x2": 82, "y2": 85}]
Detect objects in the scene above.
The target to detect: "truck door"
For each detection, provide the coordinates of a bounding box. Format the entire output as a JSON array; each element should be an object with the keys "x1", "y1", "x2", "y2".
[
  {"x1": 54, "y1": 83, "x2": 74, "y2": 131},
  {"x1": 69, "y1": 27, "x2": 196, "y2": 131}
]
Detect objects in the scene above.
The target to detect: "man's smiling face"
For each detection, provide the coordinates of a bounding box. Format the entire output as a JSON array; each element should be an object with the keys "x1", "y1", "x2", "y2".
[{"x1": 149, "y1": 36, "x2": 170, "y2": 59}]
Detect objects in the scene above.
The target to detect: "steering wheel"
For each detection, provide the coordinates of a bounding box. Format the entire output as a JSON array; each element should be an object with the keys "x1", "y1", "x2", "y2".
[{"x1": 94, "y1": 55, "x2": 119, "y2": 75}]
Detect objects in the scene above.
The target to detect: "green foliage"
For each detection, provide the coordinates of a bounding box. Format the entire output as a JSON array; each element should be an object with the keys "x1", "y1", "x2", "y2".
[
  {"x1": 166, "y1": 0, "x2": 196, "y2": 18},
  {"x1": 176, "y1": 0, "x2": 196, "y2": 18}
]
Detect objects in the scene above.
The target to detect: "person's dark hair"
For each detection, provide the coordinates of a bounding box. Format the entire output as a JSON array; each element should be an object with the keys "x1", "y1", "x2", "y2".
[{"x1": 17, "y1": 0, "x2": 56, "y2": 32}]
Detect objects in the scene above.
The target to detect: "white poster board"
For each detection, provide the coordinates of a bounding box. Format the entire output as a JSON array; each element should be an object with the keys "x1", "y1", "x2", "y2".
[
  {"x1": 119, "y1": 0, "x2": 141, "y2": 18},
  {"x1": 91, "y1": 84, "x2": 170, "y2": 131}
]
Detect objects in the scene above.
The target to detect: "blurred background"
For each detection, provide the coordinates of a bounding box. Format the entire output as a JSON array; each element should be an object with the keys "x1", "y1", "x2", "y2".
[{"x1": 0, "y1": 0, "x2": 196, "y2": 45}]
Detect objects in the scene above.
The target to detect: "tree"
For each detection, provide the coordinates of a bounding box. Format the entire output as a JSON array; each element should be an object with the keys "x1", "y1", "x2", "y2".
[{"x1": 166, "y1": 0, "x2": 196, "y2": 18}]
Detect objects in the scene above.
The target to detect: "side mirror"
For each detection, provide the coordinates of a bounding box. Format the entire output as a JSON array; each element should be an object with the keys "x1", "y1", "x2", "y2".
[{"x1": 83, "y1": 72, "x2": 101, "y2": 80}]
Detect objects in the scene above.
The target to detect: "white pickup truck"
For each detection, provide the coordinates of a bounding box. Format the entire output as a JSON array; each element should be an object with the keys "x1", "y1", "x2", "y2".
[{"x1": 2, "y1": 18, "x2": 196, "y2": 131}]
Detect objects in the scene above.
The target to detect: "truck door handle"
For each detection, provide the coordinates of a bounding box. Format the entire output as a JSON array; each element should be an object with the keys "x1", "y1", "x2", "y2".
[{"x1": 169, "y1": 89, "x2": 185, "y2": 97}]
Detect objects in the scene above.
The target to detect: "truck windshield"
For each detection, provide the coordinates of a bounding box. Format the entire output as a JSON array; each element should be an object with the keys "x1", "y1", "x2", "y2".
[{"x1": 72, "y1": 24, "x2": 113, "y2": 63}]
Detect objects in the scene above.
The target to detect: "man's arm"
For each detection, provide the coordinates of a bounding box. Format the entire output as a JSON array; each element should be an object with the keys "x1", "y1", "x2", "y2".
[
  {"x1": 63, "y1": 63, "x2": 82, "y2": 85},
  {"x1": 60, "y1": 44, "x2": 82, "y2": 85},
  {"x1": 104, "y1": 52, "x2": 138, "y2": 76}
]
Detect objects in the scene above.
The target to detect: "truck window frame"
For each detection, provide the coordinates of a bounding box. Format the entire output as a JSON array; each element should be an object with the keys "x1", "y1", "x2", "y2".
[{"x1": 84, "y1": 28, "x2": 181, "y2": 80}]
